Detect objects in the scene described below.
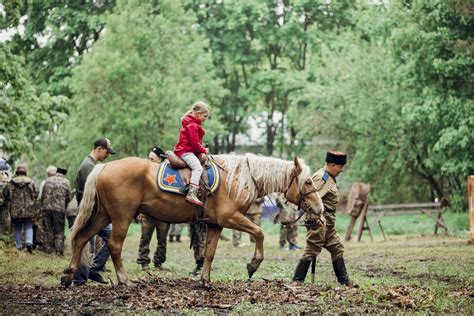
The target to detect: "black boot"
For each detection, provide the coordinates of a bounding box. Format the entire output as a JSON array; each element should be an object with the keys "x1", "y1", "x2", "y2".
[
  {"x1": 190, "y1": 259, "x2": 204, "y2": 276},
  {"x1": 292, "y1": 259, "x2": 311, "y2": 281},
  {"x1": 332, "y1": 257, "x2": 352, "y2": 286}
]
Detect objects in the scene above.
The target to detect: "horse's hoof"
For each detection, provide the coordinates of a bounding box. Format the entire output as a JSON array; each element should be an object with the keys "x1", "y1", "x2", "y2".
[
  {"x1": 60, "y1": 274, "x2": 73, "y2": 287},
  {"x1": 247, "y1": 263, "x2": 256, "y2": 279}
]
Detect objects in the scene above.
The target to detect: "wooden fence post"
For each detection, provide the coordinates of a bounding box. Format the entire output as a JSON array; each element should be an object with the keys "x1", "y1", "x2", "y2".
[{"x1": 469, "y1": 176, "x2": 474, "y2": 244}]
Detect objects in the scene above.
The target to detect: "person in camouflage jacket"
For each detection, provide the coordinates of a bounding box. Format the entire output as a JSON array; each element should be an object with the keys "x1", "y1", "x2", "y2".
[
  {"x1": 3, "y1": 166, "x2": 38, "y2": 252},
  {"x1": 40, "y1": 167, "x2": 71, "y2": 256}
]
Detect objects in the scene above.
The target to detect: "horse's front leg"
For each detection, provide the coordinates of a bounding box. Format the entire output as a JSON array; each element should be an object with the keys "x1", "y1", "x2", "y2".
[
  {"x1": 226, "y1": 213, "x2": 265, "y2": 279},
  {"x1": 201, "y1": 224, "x2": 223, "y2": 283},
  {"x1": 108, "y1": 220, "x2": 133, "y2": 285}
]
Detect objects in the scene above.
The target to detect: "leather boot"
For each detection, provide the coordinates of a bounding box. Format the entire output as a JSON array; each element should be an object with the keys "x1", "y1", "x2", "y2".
[
  {"x1": 186, "y1": 184, "x2": 203, "y2": 206},
  {"x1": 169, "y1": 235, "x2": 175, "y2": 242},
  {"x1": 332, "y1": 257, "x2": 352, "y2": 286},
  {"x1": 292, "y1": 259, "x2": 311, "y2": 281},
  {"x1": 190, "y1": 259, "x2": 204, "y2": 276},
  {"x1": 176, "y1": 235, "x2": 181, "y2": 243}
]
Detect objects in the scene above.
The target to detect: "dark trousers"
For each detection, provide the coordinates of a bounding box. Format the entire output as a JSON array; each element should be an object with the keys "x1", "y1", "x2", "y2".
[
  {"x1": 43, "y1": 209, "x2": 65, "y2": 253},
  {"x1": 137, "y1": 215, "x2": 170, "y2": 266}
]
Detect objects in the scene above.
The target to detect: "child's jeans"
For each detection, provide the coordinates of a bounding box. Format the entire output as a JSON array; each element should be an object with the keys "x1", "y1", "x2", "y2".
[{"x1": 181, "y1": 153, "x2": 203, "y2": 185}]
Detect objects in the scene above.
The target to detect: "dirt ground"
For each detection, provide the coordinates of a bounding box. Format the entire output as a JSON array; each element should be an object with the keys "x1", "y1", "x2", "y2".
[{"x1": 0, "y1": 226, "x2": 473, "y2": 314}]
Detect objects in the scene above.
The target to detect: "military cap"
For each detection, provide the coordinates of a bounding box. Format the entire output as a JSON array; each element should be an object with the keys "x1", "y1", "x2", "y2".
[
  {"x1": 94, "y1": 137, "x2": 116, "y2": 154},
  {"x1": 56, "y1": 167, "x2": 67, "y2": 175},
  {"x1": 151, "y1": 146, "x2": 166, "y2": 159},
  {"x1": 325, "y1": 151, "x2": 347, "y2": 165}
]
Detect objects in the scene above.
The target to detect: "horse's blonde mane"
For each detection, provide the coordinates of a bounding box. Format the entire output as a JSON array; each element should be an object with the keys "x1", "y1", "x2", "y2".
[{"x1": 216, "y1": 153, "x2": 311, "y2": 204}]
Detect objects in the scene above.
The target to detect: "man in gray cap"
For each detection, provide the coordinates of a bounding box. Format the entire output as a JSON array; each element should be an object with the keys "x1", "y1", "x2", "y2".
[
  {"x1": 292, "y1": 150, "x2": 356, "y2": 287},
  {"x1": 73, "y1": 137, "x2": 116, "y2": 285}
]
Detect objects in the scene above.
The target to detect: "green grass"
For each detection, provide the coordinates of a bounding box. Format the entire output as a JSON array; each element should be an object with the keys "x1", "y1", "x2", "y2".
[{"x1": 0, "y1": 211, "x2": 472, "y2": 313}]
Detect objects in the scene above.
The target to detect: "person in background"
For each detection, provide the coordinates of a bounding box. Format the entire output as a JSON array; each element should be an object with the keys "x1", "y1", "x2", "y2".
[
  {"x1": 169, "y1": 224, "x2": 184, "y2": 243},
  {"x1": 3, "y1": 166, "x2": 37, "y2": 253},
  {"x1": 189, "y1": 223, "x2": 206, "y2": 276},
  {"x1": 0, "y1": 158, "x2": 12, "y2": 237},
  {"x1": 73, "y1": 137, "x2": 116, "y2": 286},
  {"x1": 137, "y1": 146, "x2": 170, "y2": 270},
  {"x1": 65, "y1": 189, "x2": 78, "y2": 229},
  {"x1": 276, "y1": 194, "x2": 301, "y2": 251},
  {"x1": 40, "y1": 167, "x2": 71, "y2": 256},
  {"x1": 36, "y1": 165, "x2": 57, "y2": 252}
]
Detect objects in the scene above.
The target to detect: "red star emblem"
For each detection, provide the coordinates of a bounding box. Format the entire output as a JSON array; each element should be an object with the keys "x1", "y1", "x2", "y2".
[{"x1": 164, "y1": 173, "x2": 177, "y2": 185}]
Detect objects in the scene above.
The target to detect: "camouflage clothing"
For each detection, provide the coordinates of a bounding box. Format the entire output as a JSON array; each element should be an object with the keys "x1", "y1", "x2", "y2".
[
  {"x1": 190, "y1": 223, "x2": 206, "y2": 264},
  {"x1": 0, "y1": 174, "x2": 10, "y2": 235},
  {"x1": 4, "y1": 175, "x2": 37, "y2": 220},
  {"x1": 276, "y1": 196, "x2": 298, "y2": 247},
  {"x1": 301, "y1": 168, "x2": 344, "y2": 262},
  {"x1": 169, "y1": 224, "x2": 184, "y2": 239},
  {"x1": 233, "y1": 200, "x2": 263, "y2": 246},
  {"x1": 40, "y1": 174, "x2": 71, "y2": 254},
  {"x1": 136, "y1": 214, "x2": 170, "y2": 267},
  {"x1": 40, "y1": 174, "x2": 71, "y2": 213}
]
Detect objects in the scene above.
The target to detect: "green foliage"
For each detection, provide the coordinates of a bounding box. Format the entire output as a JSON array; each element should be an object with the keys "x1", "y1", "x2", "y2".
[
  {"x1": 31, "y1": 0, "x2": 223, "y2": 175},
  {"x1": 4, "y1": 0, "x2": 116, "y2": 96},
  {"x1": 0, "y1": 44, "x2": 65, "y2": 164},
  {"x1": 303, "y1": 0, "x2": 473, "y2": 208}
]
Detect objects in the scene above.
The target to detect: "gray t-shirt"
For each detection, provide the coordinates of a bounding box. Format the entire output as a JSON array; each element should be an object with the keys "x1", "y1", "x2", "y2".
[{"x1": 75, "y1": 155, "x2": 97, "y2": 204}]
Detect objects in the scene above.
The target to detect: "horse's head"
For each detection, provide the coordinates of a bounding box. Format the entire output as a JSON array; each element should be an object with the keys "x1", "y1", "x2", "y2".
[{"x1": 285, "y1": 157, "x2": 325, "y2": 225}]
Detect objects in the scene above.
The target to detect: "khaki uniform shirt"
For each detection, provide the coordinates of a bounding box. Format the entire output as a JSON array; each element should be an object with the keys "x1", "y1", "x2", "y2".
[{"x1": 310, "y1": 168, "x2": 339, "y2": 224}]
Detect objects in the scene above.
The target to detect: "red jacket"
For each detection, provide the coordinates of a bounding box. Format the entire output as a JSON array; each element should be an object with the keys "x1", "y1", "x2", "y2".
[{"x1": 174, "y1": 114, "x2": 207, "y2": 157}]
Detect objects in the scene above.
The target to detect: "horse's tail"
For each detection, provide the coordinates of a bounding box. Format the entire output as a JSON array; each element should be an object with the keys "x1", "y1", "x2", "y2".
[{"x1": 70, "y1": 164, "x2": 106, "y2": 267}]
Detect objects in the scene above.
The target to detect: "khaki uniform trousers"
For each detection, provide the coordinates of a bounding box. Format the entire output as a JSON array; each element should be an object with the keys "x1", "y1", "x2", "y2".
[
  {"x1": 190, "y1": 223, "x2": 207, "y2": 263},
  {"x1": 137, "y1": 215, "x2": 170, "y2": 266},
  {"x1": 42, "y1": 209, "x2": 65, "y2": 253},
  {"x1": 301, "y1": 211, "x2": 344, "y2": 262}
]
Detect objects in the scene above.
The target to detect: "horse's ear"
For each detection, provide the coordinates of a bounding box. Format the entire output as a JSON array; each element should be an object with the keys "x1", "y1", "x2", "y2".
[{"x1": 294, "y1": 156, "x2": 302, "y2": 176}]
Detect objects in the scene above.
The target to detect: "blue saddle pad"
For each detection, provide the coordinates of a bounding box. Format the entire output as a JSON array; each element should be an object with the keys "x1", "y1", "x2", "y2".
[{"x1": 156, "y1": 161, "x2": 220, "y2": 195}]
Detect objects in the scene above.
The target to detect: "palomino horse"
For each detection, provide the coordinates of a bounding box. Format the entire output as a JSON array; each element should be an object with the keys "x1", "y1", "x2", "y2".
[{"x1": 62, "y1": 154, "x2": 324, "y2": 285}]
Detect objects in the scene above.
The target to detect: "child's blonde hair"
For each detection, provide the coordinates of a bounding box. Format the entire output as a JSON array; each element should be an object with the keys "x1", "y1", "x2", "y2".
[{"x1": 184, "y1": 101, "x2": 210, "y2": 117}]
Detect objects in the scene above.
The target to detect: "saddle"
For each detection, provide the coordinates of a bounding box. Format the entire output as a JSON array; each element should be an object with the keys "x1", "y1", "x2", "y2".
[{"x1": 156, "y1": 152, "x2": 220, "y2": 196}]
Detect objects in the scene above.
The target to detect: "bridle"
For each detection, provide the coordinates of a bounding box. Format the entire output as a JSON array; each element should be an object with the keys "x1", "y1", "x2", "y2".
[{"x1": 283, "y1": 171, "x2": 319, "y2": 220}]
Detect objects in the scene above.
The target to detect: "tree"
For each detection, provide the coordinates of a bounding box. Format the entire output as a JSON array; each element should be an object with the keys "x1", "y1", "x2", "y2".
[
  {"x1": 3, "y1": 0, "x2": 116, "y2": 97},
  {"x1": 0, "y1": 44, "x2": 64, "y2": 164},
  {"x1": 31, "y1": 0, "x2": 223, "y2": 173},
  {"x1": 304, "y1": 0, "x2": 473, "y2": 208}
]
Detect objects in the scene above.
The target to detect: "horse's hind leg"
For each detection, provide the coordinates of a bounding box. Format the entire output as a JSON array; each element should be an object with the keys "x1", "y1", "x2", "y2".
[
  {"x1": 108, "y1": 215, "x2": 134, "y2": 285},
  {"x1": 224, "y1": 213, "x2": 264, "y2": 279},
  {"x1": 201, "y1": 224, "x2": 223, "y2": 283},
  {"x1": 62, "y1": 211, "x2": 110, "y2": 286}
]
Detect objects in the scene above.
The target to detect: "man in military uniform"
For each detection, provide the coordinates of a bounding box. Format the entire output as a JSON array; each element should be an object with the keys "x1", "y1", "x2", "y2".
[
  {"x1": 169, "y1": 224, "x2": 184, "y2": 242},
  {"x1": 137, "y1": 146, "x2": 170, "y2": 270},
  {"x1": 36, "y1": 165, "x2": 57, "y2": 252},
  {"x1": 0, "y1": 158, "x2": 12, "y2": 237},
  {"x1": 292, "y1": 151, "x2": 354, "y2": 286},
  {"x1": 232, "y1": 198, "x2": 263, "y2": 247},
  {"x1": 276, "y1": 194, "x2": 300, "y2": 251},
  {"x1": 40, "y1": 167, "x2": 71, "y2": 256},
  {"x1": 3, "y1": 166, "x2": 37, "y2": 253}
]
